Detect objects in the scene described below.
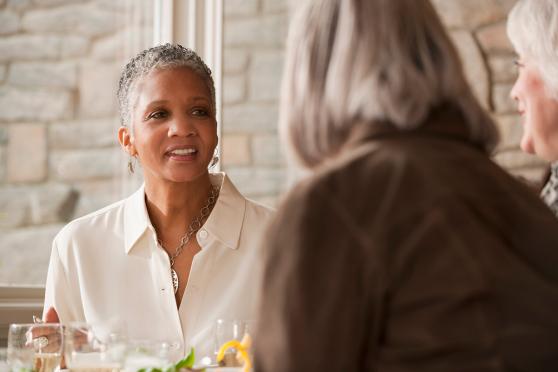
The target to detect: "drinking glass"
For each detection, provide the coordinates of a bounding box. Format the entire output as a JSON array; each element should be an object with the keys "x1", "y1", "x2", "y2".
[
  {"x1": 122, "y1": 340, "x2": 171, "y2": 372},
  {"x1": 212, "y1": 319, "x2": 255, "y2": 368},
  {"x1": 64, "y1": 323, "x2": 125, "y2": 372},
  {"x1": 7, "y1": 323, "x2": 63, "y2": 372},
  {"x1": 0, "y1": 347, "x2": 8, "y2": 372}
]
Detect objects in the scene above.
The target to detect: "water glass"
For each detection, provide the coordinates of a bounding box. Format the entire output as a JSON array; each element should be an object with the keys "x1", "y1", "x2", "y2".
[
  {"x1": 122, "y1": 340, "x2": 171, "y2": 372},
  {"x1": 7, "y1": 323, "x2": 63, "y2": 372},
  {"x1": 213, "y1": 319, "x2": 254, "y2": 368},
  {"x1": 64, "y1": 323, "x2": 125, "y2": 372}
]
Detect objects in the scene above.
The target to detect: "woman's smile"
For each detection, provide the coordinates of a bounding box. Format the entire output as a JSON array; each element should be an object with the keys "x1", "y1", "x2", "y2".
[{"x1": 165, "y1": 145, "x2": 199, "y2": 161}]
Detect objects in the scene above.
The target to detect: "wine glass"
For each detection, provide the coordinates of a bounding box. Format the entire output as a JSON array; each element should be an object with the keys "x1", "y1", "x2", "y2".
[
  {"x1": 64, "y1": 323, "x2": 125, "y2": 372},
  {"x1": 7, "y1": 323, "x2": 63, "y2": 372}
]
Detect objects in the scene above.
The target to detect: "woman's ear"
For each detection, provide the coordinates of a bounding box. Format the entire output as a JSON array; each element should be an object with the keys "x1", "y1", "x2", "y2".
[{"x1": 118, "y1": 126, "x2": 137, "y2": 156}]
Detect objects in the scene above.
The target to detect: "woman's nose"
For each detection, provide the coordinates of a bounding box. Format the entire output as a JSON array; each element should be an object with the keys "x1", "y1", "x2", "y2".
[{"x1": 169, "y1": 115, "x2": 197, "y2": 137}]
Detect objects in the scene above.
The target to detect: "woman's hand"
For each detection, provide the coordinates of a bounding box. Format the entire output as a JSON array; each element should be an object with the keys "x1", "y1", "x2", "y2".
[
  {"x1": 43, "y1": 307, "x2": 60, "y2": 323},
  {"x1": 30, "y1": 307, "x2": 62, "y2": 353}
]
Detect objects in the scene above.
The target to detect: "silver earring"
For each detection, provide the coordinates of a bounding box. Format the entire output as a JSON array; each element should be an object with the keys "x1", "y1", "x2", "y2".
[
  {"x1": 128, "y1": 157, "x2": 135, "y2": 174},
  {"x1": 210, "y1": 155, "x2": 219, "y2": 168}
]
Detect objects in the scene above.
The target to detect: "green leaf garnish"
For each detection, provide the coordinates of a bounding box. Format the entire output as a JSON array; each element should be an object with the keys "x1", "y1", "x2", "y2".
[{"x1": 175, "y1": 347, "x2": 195, "y2": 369}]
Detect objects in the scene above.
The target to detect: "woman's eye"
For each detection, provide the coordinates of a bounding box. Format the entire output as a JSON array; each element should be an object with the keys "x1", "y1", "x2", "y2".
[
  {"x1": 191, "y1": 108, "x2": 210, "y2": 117},
  {"x1": 147, "y1": 111, "x2": 168, "y2": 120},
  {"x1": 513, "y1": 59, "x2": 524, "y2": 69}
]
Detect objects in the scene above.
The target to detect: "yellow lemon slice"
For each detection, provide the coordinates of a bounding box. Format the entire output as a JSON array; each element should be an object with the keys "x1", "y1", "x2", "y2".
[{"x1": 217, "y1": 338, "x2": 252, "y2": 372}]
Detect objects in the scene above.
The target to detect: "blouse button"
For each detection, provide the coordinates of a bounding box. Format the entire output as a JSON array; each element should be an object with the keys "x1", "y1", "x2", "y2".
[{"x1": 198, "y1": 229, "x2": 208, "y2": 240}]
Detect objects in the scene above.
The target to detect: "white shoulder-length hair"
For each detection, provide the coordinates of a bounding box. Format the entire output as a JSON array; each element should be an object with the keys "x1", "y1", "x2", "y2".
[
  {"x1": 507, "y1": 0, "x2": 558, "y2": 99},
  {"x1": 281, "y1": 0, "x2": 499, "y2": 168}
]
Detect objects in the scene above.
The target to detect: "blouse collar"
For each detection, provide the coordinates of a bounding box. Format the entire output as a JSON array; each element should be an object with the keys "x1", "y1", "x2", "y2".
[{"x1": 123, "y1": 172, "x2": 246, "y2": 254}]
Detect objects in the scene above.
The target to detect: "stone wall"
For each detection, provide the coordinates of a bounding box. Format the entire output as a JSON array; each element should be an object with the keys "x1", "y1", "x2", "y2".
[
  {"x1": 221, "y1": 0, "x2": 289, "y2": 207},
  {"x1": 0, "y1": 0, "x2": 152, "y2": 285}
]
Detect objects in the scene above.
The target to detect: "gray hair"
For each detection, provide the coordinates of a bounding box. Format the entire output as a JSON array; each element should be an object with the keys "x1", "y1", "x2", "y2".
[
  {"x1": 117, "y1": 43, "x2": 216, "y2": 127},
  {"x1": 507, "y1": 0, "x2": 558, "y2": 98},
  {"x1": 281, "y1": 0, "x2": 499, "y2": 168}
]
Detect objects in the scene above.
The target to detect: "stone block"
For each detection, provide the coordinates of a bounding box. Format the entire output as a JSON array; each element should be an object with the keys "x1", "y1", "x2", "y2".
[
  {"x1": 0, "y1": 225, "x2": 62, "y2": 285},
  {"x1": 0, "y1": 10, "x2": 19, "y2": 35},
  {"x1": 61, "y1": 36, "x2": 90, "y2": 58},
  {"x1": 450, "y1": 31, "x2": 490, "y2": 109},
  {"x1": 6, "y1": 0, "x2": 31, "y2": 11},
  {"x1": 78, "y1": 62, "x2": 119, "y2": 118},
  {"x1": 225, "y1": 14, "x2": 287, "y2": 47},
  {"x1": 224, "y1": 0, "x2": 258, "y2": 17},
  {"x1": 0, "y1": 184, "x2": 78, "y2": 227},
  {"x1": 0, "y1": 87, "x2": 73, "y2": 121},
  {"x1": 223, "y1": 75, "x2": 246, "y2": 104},
  {"x1": 0, "y1": 64, "x2": 6, "y2": 82},
  {"x1": 226, "y1": 166, "x2": 286, "y2": 197},
  {"x1": 22, "y1": 3, "x2": 119, "y2": 38},
  {"x1": 262, "y1": 0, "x2": 288, "y2": 14},
  {"x1": 50, "y1": 147, "x2": 122, "y2": 181},
  {"x1": 488, "y1": 55, "x2": 517, "y2": 84},
  {"x1": 222, "y1": 103, "x2": 278, "y2": 133},
  {"x1": 493, "y1": 149, "x2": 546, "y2": 170},
  {"x1": 431, "y1": 0, "x2": 516, "y2": 29},
  {"x1": 7, "y1": 124, "x2": 47, "y2": 183},
  {"x1": 0, "y1": 126, "x2": 7, "y2": 144},
  {"x1": 73, "y1": 179, "x2": 129, "y2": 218},
  {"x1": 91, "y1": 25, "x2": 153, "y2": 62},
  {"x1": 33, "y1": 0, "x2": 89, "y2": 6},
  {"x1": 224, "y1": 48, "x2": 249, "y2": 74},
  {"x1": 0, "y1": 147, "x2": 5, "y2": 183},
  {"x1": 8, "y1": 62, "x2": 77, "y2": 88},
  {"x1": 222, "y1": 134, "x2": 251, "y2": 166},
  {"x1": 92, "y1": 0, "x2": 131, "y2": 12},
  {"x1": 0, "y1": 35, "x2": 59, "y2": 62},
  {"x1": 29, "y1": 184, "x2": 79, "y2": 224},
  {"x1": 494, "y1": 114, "x2": 523, "y2": 150},
  {"x1": 249, "y1": 51, "x2": 284, "y2": 102},
  {"x1": 0, "y1": 187, "x2": 27, "y2": 228},
  {"x1": 476, "y1": 22, "x2": 514, "y2": 54},
  {"x1": 252, "y1": 134, "x2": 284, "y2": 165},
  {"x1": 49, "y1": 118, "x2": 119, "y2": 149},
  {"x1": 493, "y1": 83, "x2": 516, "y2": 114},
  {"x1": 91, "y1": 30, "x2": 126, "y2": 61}
]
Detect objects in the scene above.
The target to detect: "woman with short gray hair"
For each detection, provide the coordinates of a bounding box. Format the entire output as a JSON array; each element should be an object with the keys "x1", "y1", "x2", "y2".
[
  {"x1": 255, "y1": 0, "x2": 558, "y2": 370},
  {"x1": 42, "y1": 43, "x2": 273, "y2": 364},
  {"x1": 507, "y1": 0, "x2": 558, "y2": 216}
]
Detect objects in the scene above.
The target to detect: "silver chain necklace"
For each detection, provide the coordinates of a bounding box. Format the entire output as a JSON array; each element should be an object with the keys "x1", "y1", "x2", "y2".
[{"x1": 156, "y1": 185, "x2": 219, "y2": 294}]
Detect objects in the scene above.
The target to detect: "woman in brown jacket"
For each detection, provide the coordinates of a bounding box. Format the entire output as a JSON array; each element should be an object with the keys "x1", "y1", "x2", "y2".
[{"x1": 254, "y1": 0, "x2": 558, "y2": 371}]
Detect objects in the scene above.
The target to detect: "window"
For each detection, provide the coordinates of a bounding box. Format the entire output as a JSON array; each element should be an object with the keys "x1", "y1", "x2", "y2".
[{"x1": 0, "y1": 0, "x2": 155, "y2": 286}]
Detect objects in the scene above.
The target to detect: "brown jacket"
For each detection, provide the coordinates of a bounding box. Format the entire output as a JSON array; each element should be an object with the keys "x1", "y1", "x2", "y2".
[{"x1": 255, "y1": 108, "x2": 558, "y2": 372}]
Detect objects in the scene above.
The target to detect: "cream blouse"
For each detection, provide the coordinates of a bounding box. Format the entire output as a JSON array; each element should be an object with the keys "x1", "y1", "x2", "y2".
[{"x1": 43, "y1": 173, "x2": 273, "y2": 362}]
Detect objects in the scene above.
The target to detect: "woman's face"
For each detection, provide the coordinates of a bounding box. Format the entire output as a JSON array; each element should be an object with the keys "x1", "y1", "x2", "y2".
[
  {"x1": 510, "y1": 56, "x2": 558, "y2": 161},
  {"x1": 123, "y1": 67, "x2": 217, "y2": 185}
]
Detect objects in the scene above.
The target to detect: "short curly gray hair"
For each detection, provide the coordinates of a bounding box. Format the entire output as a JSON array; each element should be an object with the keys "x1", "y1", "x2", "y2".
[{"x1": 117, "y1": 43, "x2": 216, "y2": 127}]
